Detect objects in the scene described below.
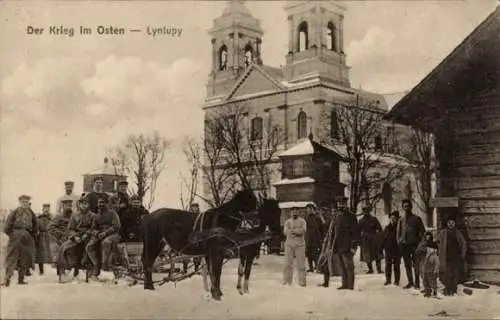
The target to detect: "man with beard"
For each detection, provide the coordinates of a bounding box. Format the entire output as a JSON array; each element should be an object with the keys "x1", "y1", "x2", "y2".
[
  {"x1": 396, "y1": 199, "x2": 426, "y2": 289},
  {"x1": 57, "y1": 196, "x2": 95, "y2": 277},
  {"x1": 2, "y1": 195, "x2": 38, "y2": 287},
  {"x1": 86, "y1": 177, "x2": 110, "y2": 213},
  {"x1": 56, "y1": 181, "x2": 79, "y2": 215},
  {"x1": 305, "y1": 204, "x2": 324, "y2": 272},
  {"x1": 332, "y1": 196, "x2": 360, "y2": 290},
  {"x1": 359, "y1": 206, "x2": 383, "y2": 274},
  {"x1": 35, "y1": 204, "x2": 53, "y2": 275},
  {"x1": 119, "y1": 195, "x2": 148, "y2": 242},
  {"x1": 86, "y1": 197, "x2": 121, "y2": 279}
]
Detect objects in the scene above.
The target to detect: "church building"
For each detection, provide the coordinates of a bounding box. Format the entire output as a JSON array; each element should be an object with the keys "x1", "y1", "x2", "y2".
[{"x1": 202, "y1": 0, "x2": 421, "y2": 223}]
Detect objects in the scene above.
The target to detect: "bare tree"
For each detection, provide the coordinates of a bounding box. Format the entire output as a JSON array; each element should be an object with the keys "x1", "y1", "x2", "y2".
[
  {"x1": 324, "y1": 95, "x2": 408, "y2": 212},
  {"x1": 210, "y1": 103, "x2": 284, "y2": 201},
  {"x1": 406, "y1": 128, "x2": 436, "y2": 226},
  {"x1": 179, "y1": 136, "x2": 201, "y2": 211},
  {"x1": 108, "y1": 132, "x2": 170, "y2": 209}
]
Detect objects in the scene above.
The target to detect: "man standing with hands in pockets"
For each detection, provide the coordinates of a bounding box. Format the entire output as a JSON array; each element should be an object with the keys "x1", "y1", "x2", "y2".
[{"x1": 283, "y1": 207, "x2": 307, "y2": 287}]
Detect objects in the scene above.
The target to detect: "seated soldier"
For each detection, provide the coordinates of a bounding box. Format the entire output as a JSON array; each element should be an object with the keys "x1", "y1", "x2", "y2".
[
  {"x1": 48, "y1": 200, "x2": 73, "y2": 256},
  {"x1": 57, "y1": 196, "x2": 95, "y2": 277},
  {"x1": 86, "y1": 197, "x2": 121, "y2": 279},
  {"x1": 119, "y1": 195, "x2": 149, "y2": 242}
]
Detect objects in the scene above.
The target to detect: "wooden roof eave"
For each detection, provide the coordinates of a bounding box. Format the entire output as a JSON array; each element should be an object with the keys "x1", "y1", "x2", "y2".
[{"x1": 384, "y1": 7, "x2": 500, "y2": 132}]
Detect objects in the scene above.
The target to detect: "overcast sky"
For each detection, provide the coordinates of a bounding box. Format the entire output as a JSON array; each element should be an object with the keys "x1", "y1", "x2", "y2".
[{"x1": 0, "y1": 0, "x2": 497, "y2": 211}]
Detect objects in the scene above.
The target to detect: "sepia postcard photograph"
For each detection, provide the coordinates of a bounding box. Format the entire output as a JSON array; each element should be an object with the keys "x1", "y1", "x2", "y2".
[{"x1": 0, "y1": 0, "x2": 499, "y2": 319}]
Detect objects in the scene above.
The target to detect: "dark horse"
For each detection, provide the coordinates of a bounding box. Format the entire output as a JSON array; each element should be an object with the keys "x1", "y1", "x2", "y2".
[
  {"x1": 236, "y1": 198, "x2": 282, "y2": 295},
  {"x1": 141, "y1": 189, "x2": 258, "y2": 299}
]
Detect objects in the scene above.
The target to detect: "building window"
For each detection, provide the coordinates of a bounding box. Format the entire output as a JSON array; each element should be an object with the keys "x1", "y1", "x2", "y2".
[
  {"x1": 374, "y1": 135, "x2": 382, "y2": 150},
  {"x1": 219, "y1": 45, "x2": 228, "y2": 71},
  {"x1": 244, "y1": 44, "x2": 253, "y2": 68},
  {"x1": 330, "y1": 109, "x2": 339, "y2": 139},
  {"x1": 251, "y1": 116, "x2": 263, "y2": 141},
  {"x1": 297, "y1": 21, "x2": 308, "y2": 52},
  {"x1": 325, "y1": 21, "x2": 336, "y2": 51},
  {"x1": 297, "y1": 111, "x2": 307, "y2": 139},
  {"x1": 293, "y1": 158, "x2": 309, "y2": 176}
]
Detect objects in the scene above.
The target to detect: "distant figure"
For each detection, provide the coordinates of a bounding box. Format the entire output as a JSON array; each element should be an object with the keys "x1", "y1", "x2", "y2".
[
  {"x1": 359, "y1": 206, "x2": 383, "y2": 274},
  {"x1": 416, "y1": 231, "x2": 439, "y2": 297},
  {"x1": 317, "y1": 207, "x2": 340, "y2": 288},
  {"x1": 396, "y1": 199, "x2": 426, "y2": 289},
  {"x1": 282, "y1": 208, "x2": 307, "y2": 287},
  {"x1": 332, "y1": 196, "x2": 360, "y2": 290},
  {"x1": 382, "y1": 211, "x2": 401, "y2": 286},
  {"x1": 35, "y1": 204, "x2": 53, "y2": 275},
  {"x1": 56, "y1": 181, "x2": 79, "y2": 215},
  {"x1": 305, "y1": 204, "x2": 324, "y2": 272},
  {"x1": 2, "y1": 195, "x2": 38, "y2": 287},
  {"x1": 438, "y1": 217, "x2": 467, "y2": 296},
  {"x1": 86, "y1": 177, "x2": 110, "y2": 213}
]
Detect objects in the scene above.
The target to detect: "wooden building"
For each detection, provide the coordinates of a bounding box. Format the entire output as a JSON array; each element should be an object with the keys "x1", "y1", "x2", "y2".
[
  {"x1": 82, "y1": 157, "x2": 127, "y2": 194},
  {"x1": 386, "y1": 7, "x2": 500, "y2": 283},
  {"x1": 274, "y1": 134, "x2": 345, "y2": 222}
]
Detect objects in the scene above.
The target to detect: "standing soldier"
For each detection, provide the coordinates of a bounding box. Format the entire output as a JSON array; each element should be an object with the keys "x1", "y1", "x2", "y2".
[
  {"x1": 56, "y1": 181, "x2": 79, "y2": 215},
  {"x1": 87, "y1": 177, "x2": 110, "y2": 213},
  {"x1": 116, "y1": 181, "x2": 129, "y2": 216},
  {"x1": 382, "y1": 211, "x2": 402, "y2": 286},
  {"x1": 305, "y1": 204, "x2": 324, "y2": 272},
  {"x1": 359, "y1": 206, "x2": 383, "y2": 274},
  {"x1": 438, "y1": 217, "x2": 467, "y2": 296},
  {"x1": 332, "y1": 196, "x2": 360, "y2": 290},
  {"x1": 86, "y1": 197, "x2": 121, "y2": 279},
  {"x1": 35, "y1": 203, "x2": 53, "y2": 275},
  {"x1": 317, "y1": 206, "x2": 340, "y2": 287},
  {"x1": 2, "y1": 195, "x2": 38, "y2": 287},
  {"x1": 282, "y1": 208, "x2": 307, "y2": 287}
]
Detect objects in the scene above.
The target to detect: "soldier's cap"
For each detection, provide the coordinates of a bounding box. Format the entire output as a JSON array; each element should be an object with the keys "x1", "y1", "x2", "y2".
[
  {"x1": 61, "y1": 199, "x2": 73, "y2": 203},
  {"x1": 118, "y1": 181, "x2": 128, "y2": 186},
  {"x1": 79, "y1": 196, "x2": 89, "y2": 203},
  {"x1": 42, "y1": 203, "x2": 50, "y2": 207},
  {"x1": 305, "y1": 203, "x2": 317, "y2": 209},
  {"x1": 93, "y1": 176, "x2": 104, "y2": 182},
  {"x1": 18, "y1": 194, "x2": 31, "y2": 201},
  {"x1": 64, "y1": 181, "x2": 74, "y2": 186},
  {"x1": 389, "y1": 210, "x2": 400, "y2": 218}
]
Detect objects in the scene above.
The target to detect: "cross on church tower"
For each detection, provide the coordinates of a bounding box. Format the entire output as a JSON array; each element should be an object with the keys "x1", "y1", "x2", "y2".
[{"x1": 206, "y1": 0, "x2": 264, "y2": 97}]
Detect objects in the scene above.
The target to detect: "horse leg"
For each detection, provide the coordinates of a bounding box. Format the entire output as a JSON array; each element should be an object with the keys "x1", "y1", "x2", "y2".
[
  {"x1": 142, "y1": 237, "x2": 160, "y2": 291},
  {"x1": 200, "y1": 257, "x2": 210, "y2": 293},
  {"x1": 207, "y1": 250, "x2": 222, "y2": 301},
  {"x1": 214, "y1": 251, "x2": 224, "y2": 298},
  {"x1": 236, "y1": 256, "x2": 245, "y2": 295},
  {"x1": 243, "y1": 251, "x2": 255, "y2": 294}
]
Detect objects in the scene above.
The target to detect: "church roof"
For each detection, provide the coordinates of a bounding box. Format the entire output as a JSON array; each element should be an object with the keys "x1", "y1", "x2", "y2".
[{"x1": 85, "y1": 157, "x2": 125, "y2": 176}]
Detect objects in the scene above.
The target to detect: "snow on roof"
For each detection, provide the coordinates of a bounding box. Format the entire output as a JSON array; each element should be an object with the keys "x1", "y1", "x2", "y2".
[
  {"x1": 382, "y1": 91, "x2": 409, "y2": 110},
  {"x1": 279, "y1": 139, "x2": 314, "y2": 157},
  {"x1": 85, "y1": 157, "x2": 121, "y2": 176},
  {"x1": 279, "y1": 201, "x2": 316, "y2": 209},
  {"x1": 273, "y1": 177, "x2": 315, "y2": 186}
]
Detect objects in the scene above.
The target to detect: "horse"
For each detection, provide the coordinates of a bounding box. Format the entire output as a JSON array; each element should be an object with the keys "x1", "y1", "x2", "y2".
[
  {"x1": 235, "y1": 198, "x2": 282, "y2": 295},
  {"x1": 141, "y1": 189, "x2": 257, "y2": 299}
]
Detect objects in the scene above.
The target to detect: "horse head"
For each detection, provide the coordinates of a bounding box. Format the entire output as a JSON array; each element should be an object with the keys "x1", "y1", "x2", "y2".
[
  {"x1": 231, "y1": 188, "x2": 258, "y2": 214},
  {"x1": 258, "y1": 198, "x2": 282, "y2": 238}
]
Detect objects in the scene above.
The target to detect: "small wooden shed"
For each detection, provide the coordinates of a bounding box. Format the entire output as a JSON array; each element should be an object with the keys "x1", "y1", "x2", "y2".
[
  {"x1": 385, "y1": 7, "x2": 500, "y2": 283},
  {"x1": 274, "y1": 134, "x2": 345, "y2": 222}
]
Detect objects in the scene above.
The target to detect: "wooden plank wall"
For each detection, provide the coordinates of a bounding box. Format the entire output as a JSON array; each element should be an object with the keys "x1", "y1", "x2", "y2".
[{"x1": 446, "y1": 93, "x2": 500, "y2": 283}]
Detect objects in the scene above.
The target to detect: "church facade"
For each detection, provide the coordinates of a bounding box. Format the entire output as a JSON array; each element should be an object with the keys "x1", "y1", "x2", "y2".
[{"x1": 202, "y1": 1, "x2": 425, "y2": 223}]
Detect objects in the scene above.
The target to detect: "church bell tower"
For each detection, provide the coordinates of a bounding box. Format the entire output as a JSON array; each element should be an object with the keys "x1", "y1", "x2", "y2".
[
  {"x1": 206, "y1": 0, "x2": 264, "y2": 98},
  {"x1": 283, "y1": 1, "x2": 350, "y2": 87}
]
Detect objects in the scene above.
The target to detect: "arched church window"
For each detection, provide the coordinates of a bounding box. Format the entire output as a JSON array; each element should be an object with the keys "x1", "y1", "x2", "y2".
[
  {"x1": 330, "y1": 109, "x2": 339, "y2": 139},
  {"x1": 244, "y1": 44, "x2": 253, "y2": 68},
  {"x1": 325, "y1": 22, "x2": 337, "y2": 51},
  {"x1": 297, "y1": 21, "x2": 308, "y2": 52},
  {"x1": 251, "y1": 116, "x2": 263, "y2": 141},
  {"x1": 219, "y1": 45, "x2": 228, "y2": 71},
  {"x1": 297, "y1": 111, "x2": 307, "y2": 139}
]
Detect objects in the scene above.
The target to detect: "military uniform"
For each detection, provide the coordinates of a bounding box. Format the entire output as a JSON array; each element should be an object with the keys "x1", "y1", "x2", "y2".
[
  {"x1": 56, "y1": 181, "x2": 79, "y2": 215},
  {"x1": 282, "y1": 214, "x2": 307, "y2": 286},
  {"x1": 35, "y1": 204, "x2": 53, "y2": 274}
]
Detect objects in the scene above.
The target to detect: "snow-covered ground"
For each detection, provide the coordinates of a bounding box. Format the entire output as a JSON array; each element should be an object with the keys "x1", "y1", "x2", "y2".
[{"x1": 1, "y1": 253, "x2": 500, "y2": 320}]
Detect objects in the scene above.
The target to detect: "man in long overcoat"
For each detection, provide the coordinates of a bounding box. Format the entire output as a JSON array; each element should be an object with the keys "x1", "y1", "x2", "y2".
[
  {"x1": 35, "y1": 203, "x2": 53, "y2": 275},
  {"x1": 382, "y1": 211, "x2": 402, "y2": 285},
  {"x1": 438, "y1": 217, "x2": 467, "y2": 296},
  {"x1": 57, "y1": 196, "x2": 95, "y2": 276},
  {"x1": 359, "y1": 206, "x2": 383, "y2": 274},
  {"x1": 396, "y1": 199, "x2": 426, "y2": 289},
  {"x1": 2, "y1": 195, "x2": 38, "y2": 287},
  {"x1": 317, "y1": 207, "x2": 340, "y2": 287},
  {"x1": 332, "y1": 197, "x2": 360, "y2": 290},
  {"x1": 305, "y1": 204, "x2": 324, "y2": 272},
  {"x1": 86, "y1": 197, "x2": 121, "y2": 278}
]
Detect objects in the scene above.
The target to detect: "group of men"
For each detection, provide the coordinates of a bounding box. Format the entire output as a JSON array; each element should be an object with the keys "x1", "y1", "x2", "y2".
[
  {"x1": 281, "y1": 197, "x2": 468, "y2": 297},
  {"x1": 1, "y1": 177, "x2": 149, "y2": 286}
]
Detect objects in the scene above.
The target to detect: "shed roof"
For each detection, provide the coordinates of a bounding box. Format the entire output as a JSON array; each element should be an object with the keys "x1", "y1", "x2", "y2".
[
  {"x1": 278, "y1": 135, "x2": 341, "y2": 158},
  {"x1": 84, "y1": 157, "x2": 125, "y2": 177},
  {"x1": 384, "y1": 7, "x2": 500, "y2": 132}
]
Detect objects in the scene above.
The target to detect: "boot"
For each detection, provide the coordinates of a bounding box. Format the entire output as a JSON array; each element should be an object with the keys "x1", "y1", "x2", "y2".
[
  {"x1": 394, "y1": 264, "x2": 401, "y2": 286},
  {"x1": 1, "y1": 277, "x2": 11, "y2": 287},
  {"x1": 18, "y1": 269, "x2": 28, "y2": 285},
  {"x1": 319, "y1": 273, "x2": 329, "y2": 287},
  {"x1": 376, "y1": 260, "x2": 382, "y2": 274},
  {"x1": 384, "y1": 263, "x2": 392, "y2": 285},
  {"x1": 39, "y1": 263, "x2": 44, "y2": 275},
  {"x1": 366, "y1": 262, "x2": 374, "y2": 274}
]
